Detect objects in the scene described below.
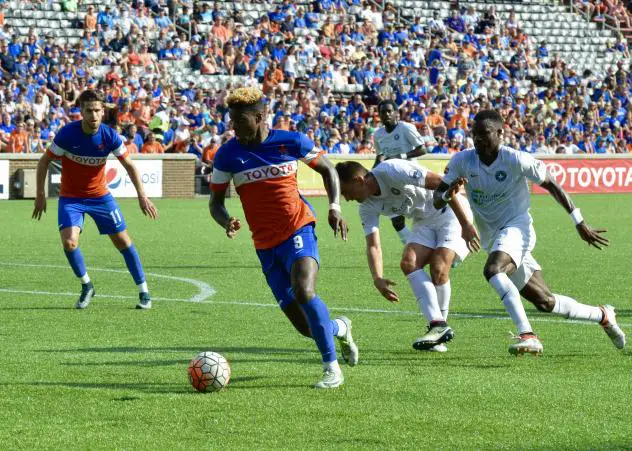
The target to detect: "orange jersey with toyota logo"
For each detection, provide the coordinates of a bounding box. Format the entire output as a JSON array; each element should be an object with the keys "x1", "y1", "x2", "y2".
[
  {"x1": 46, "y1": 121, "x2": 128, "y2": 198},
  {"x1": 210, "y1": 130, "x2": 324, "y2": 250}
]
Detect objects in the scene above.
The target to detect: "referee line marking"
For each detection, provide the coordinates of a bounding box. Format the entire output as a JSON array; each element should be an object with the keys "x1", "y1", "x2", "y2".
[{"x1": 1, "y1": 262, "x2": 630, "y2": 328}]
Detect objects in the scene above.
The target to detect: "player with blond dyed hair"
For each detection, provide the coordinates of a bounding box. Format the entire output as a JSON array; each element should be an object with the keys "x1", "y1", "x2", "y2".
[{"x1": 209, "y1": 87, "x2": 358, "y2": 389}]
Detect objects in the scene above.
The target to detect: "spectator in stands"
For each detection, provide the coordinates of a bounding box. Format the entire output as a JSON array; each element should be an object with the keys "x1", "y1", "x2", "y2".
[{"x1": 141, "y1": 132, "x2": 165, "y2": 154}]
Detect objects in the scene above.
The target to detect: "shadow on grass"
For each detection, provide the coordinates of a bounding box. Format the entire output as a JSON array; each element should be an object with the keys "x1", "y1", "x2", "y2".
[
  {"x1": 39, "y1": 346, "x2": 315, "y2": 355},
  {"x1": 0, "y1": 376, "x2": 268, "y2": 394}
]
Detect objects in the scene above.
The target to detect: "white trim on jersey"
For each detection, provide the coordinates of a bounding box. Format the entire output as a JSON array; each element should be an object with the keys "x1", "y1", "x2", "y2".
[
  {"x1": 111, "y1": 143, "x2": 127, "y2": 157},
  {"x1": 232, "y1": 161, "x2": 298, "y2": 188},
  {"x1": 64, "y1": 153, "x2": 108, "y2": 167},
  {"x1": 49, "y1": 142, "x2": 66, "y2": 157},
  {"x1": 301, "y1": 147, "x2": 323, "y2": 164},
  {"x1": 211, "y1": 168, "x2": 232, "y2": 186}
]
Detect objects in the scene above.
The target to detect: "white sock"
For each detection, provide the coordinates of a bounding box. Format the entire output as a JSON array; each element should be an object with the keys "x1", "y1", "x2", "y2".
[
  {"x1": 80, "y1": 274, "x2": 91, "y2": 284},
  {"x1": 138, "y1": 282, "x2": 148, "y2": 294},
  {"x1": 334, "y1": 318, "x2": 347, "y2": 338},
  {"x1": 397, "y1": 226, "x2": 411, "y2": 244},
  {"x1": 407, "y1": 269, "x2": 443, "y2": 323},
  {"x1": 552, "y1": 294, "x2": 604, "y2": 323},
  {"x1": 436, "y1": 281, "x2": 451, "y2": 321},
  {"x1": 324, "y1": 359, "x2": 341, "y2": 373},
  {"x1": 489, "y1": 273, "x2": 533, "y2": 334}
]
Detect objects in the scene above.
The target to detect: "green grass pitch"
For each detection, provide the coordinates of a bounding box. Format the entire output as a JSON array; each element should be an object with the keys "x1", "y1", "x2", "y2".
[{"x1": 0, "y1": 195, "x2": 631, "y2": 449}]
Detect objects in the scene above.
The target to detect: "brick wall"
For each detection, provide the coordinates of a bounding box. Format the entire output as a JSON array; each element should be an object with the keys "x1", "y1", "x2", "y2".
[
  {"x1": 163, "y1": 158, "x2": 196, "y2": 198},
  {"x1": 8, "y1": 158, "x2": 39, "y2": 199},
  {"x1": 2, "y1": 154, "x2": 197, "y2": 199}
]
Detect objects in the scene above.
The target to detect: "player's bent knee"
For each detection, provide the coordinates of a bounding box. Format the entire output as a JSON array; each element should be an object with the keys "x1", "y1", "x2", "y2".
[
  {"x1": 533, "y1": 294, "x2": 555, "y2": 313},
  {"x1": 430, "y1": 262, "x2": 449, "y2": 285},
  {"x1": 400, "y1": 257, "x2": 419, "y2": 275},
  {"x1": 483, "y1": 264, "x2": 503, "y2": 281},
  {"x1": 62, "y1": 239, "x2": 78, "y2": 251},
  {"x1": 293, "y1": 286, "x2": 316, "y2": 304}
]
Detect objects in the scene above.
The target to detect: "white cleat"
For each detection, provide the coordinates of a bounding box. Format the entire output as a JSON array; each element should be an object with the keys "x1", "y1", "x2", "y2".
[
  {"x1": 336, "y1": 316, "x2": 359, "y2": 366},
  {"x1": 314, "y1": 369, "x2": 344, "y2": 389},
  {"x1": 600, "y1": 304, "x2": 626, "y2": 349},
  {"x1": 508, "y1": 333, "x2": 543, "y2": 356}
]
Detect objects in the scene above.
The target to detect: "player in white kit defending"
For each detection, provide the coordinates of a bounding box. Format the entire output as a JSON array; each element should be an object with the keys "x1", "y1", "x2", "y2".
[
  {"x1": 434, "y1": 110, "x2": 625, "y2": 355},
  {"x1": 336, "y1": 159, "x2": 470, "y2": 351},
  {"x1": 373, "y1": 101, "x2": 432, "y2": 244}
]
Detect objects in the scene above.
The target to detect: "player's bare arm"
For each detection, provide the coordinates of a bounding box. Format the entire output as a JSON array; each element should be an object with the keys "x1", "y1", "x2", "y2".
[
  {"x1": 406, "y1": 144, "x2": 426, "y2": 159},
  {"x1": 434, "y1": 179, "x2": 480, "y2": 252},
  {"x1": 310, "y1": 155, "x2": 348, "y2": 241},
  {"x1": 209, "y1": 189, "x2": 241, "y2": 239},
  {"x1": 365, "y1": 231, "x2": 399, "y2": 303},
  {"x1": 539, "y1": 174, "x2": 609, "y2": 250},
  {"x1": 32, "y1": 151, "x2": 52, "y2": 220},
  {"x1": 119, "y1": 154, "x2": 158, "y2": 220}
]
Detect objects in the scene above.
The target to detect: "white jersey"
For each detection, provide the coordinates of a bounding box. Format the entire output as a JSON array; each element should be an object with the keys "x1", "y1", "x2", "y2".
[
  {"x1": 359, "y1": 159, "x2": 442, "y2": 235},
  {"x1": 442, "y1": 146, "x2": 548, "y2": 248},
  {"x1": 374, "y1": 121, "x2": 425, "y2": 159}
]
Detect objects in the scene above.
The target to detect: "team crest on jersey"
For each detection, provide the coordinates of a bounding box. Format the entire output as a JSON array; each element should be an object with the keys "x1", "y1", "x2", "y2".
[
  {"x1": 391, "y1": 187, "x2": 401, "y2": 195},
  {"x1": 409, "y1": 170, "x2": 422, "y2": 179},
  {"x1": 98, "y1": 143, "x2": 106, "y2": 151},
  {"x1": 278, "y1": 144, "x2": 287, "y2": 154},
  {"x1": 394, "y1": 134, "x2": 400, "y2": 140},
  {"x1": 495, "y1": 170, "x2": 508, "y2": 182}
]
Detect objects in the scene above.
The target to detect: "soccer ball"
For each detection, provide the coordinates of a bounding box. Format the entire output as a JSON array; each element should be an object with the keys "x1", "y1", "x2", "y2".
[{"x1": 187, "y1": 351, "x2": 231, "y2": 393}]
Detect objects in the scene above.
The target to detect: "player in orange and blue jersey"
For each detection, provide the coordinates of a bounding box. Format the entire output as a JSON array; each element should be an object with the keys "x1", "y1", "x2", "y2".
[
  {"x1": 210, "y1": 87, "x2": 358, "y2": 389},
  {"x1": 32, "y1": 90, "x2": 158, "y2": 310}
]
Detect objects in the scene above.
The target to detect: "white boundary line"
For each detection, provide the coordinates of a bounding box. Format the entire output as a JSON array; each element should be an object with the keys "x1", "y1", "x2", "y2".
[
  {"x1": 0, "y1": 262, "x2": 215, "y2": 303},
  {"x1": 1, "y1": 262, "x2": 630, "y2": 328}
]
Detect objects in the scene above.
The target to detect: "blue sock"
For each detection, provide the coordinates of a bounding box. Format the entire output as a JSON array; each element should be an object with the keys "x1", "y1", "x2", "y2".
[
  {"x1": 120, "y1": 245, "x2": 146, "y2": 285},
  {"x1": 300, "y1": 296, "x2": 337, "y2": 363},
  {"x1": 331, "y1": 319, "x2": 339, "y2": 337},
  {"x1": 64, "y1": 248, "x2": 87, "y2": 279}
]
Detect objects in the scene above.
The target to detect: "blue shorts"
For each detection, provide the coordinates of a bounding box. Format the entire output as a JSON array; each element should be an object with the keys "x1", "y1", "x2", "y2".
[
  {"x1": 256, "y1": 223, "x2": 320, "y2": 310},
  {"x1": 58, "y1": 193, "x2": 127, "y2": 235}
]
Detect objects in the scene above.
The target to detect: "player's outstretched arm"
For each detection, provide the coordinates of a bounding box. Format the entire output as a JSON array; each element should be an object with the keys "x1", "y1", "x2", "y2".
[
  {"x1": 209, "y1": 189, "x2": 241, "y2": 239},
  {"x1": 32, "y1": 152, "x2": 52, "y2": 220},
  {"x1": 311, "y1": 155, "x2": 348, "y2": 240},
  {"x1": 433, "y1": 178, "x2": 480, "y2": 251},
  {"x1": 433, "y1": 177, "x2": 467, "y2": 209},
  {"x1": 540, "y1": 175, "x2": 609, "y2": 250},
  {"x1": 366, "y1": 231, "x2": 399, "y2": 303},
  {"x1": 119, "y1": 155, "x2": 158, "y2": 219}
]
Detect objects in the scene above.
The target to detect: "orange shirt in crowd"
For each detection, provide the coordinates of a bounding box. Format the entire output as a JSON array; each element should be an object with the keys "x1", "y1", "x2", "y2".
[
  {"x1": 117, "y1": 111, "x2": 134, "y2": 126},
  {"x1": 426, "y1": 113, "x2": 445, "y2": 128},
  {"x1": 7, "y1": 130, "x2": 28, "y2": 153},
  {"x1": 356, "y1": 144, "x2": 373, "y2": 154},
  {"x1": 84, "y1": 14, "x2": 97, "y2": 32},
  {"x1": 202, "y1": 144, "x2": 219, "y2": 163},
  {"x1": 125, "y1": 142, "x2": 139, "y2": 154},
  {"x1": 141, "y1": 142, "x2": 164, "y2": 154},
  {"x1": 448, "y1": 114, "x2": 468, "y2": 131}
]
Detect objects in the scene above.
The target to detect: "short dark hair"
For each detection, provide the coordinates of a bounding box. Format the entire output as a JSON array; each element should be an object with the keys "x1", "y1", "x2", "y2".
[
  {"x1": 377, "y1": 99, "x2": 397, "y2": 113},
  {"x1": 335, "y1": 161, "x2": 368, "y2": 183},
  {"x1": 474, "y1": 109, "x2": 504, "y2": 126},
  {"x1": 77, "y1": 89, "x2": 103, "y2": 106}
]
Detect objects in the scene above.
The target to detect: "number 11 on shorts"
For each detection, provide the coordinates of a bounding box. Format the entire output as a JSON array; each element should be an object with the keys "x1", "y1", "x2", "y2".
[{"x1": 110, "y1": 208, "x2": 123, "y2": 225}]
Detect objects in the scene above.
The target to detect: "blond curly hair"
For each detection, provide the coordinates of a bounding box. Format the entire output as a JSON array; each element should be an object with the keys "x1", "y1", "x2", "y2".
[{"x1": 226, "y1": 87, "x2": 264, "y2": 109}]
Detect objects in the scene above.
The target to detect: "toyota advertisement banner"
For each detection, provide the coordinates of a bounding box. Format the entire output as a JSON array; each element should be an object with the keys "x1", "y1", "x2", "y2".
[
  {"x1": 104, "y1": 160, "x2": 163, "y2": 197},
  {"x1": 533, "y1": 159, "x2": 632, "y2": 194}
]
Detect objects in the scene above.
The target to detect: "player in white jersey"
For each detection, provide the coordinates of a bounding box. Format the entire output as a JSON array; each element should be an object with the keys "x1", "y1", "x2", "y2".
[
  {"x1": 435, "y1": 110, "x2": 625, "y2": 355},
  {"x1": 336, "y1": 159, "x2": 470, "y2": 351},
  {"x1": 373, "y1": 100, "x2": 431, "y2": 244}
]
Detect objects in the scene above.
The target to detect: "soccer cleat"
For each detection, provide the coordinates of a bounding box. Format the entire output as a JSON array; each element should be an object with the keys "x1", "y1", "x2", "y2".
[
  {"x1": 600, "y1": 304, "x2": 626, "y2": 349},
  {"x1": 136, "y1": 292, "x2": 152, "y2": 310},
  {"x1": 75, "y1": 283, "x2": 95, "y2": 309},
  {"x1": 508, "y1": 333, "x2": 543, "y2": 356},
  {"x1": 412, "y1": 324, "x2": 454, "y2": 351},
  {"x1": 335, "y1": 316, "x2": 359, "y2": 366},
  {"x1": 313, "y1": 369, "x2": 344, "y2": 389}
]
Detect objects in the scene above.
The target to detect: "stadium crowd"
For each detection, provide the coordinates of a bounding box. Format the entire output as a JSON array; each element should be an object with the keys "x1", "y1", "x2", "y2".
[{"x1": 0, "y1": 0, "x2": 630, "y2": 171}]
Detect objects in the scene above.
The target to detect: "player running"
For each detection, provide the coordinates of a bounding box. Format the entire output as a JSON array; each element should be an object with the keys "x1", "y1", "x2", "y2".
[
  {"x1": 373, "y1": 100, "x2": 432, "y2": 244},
  {"x1": 336, "y1": 159, "x2": 469, "y2": 352},
  {"x1": 434, "y1": 109, "x2": 625, "y2": 355},
  {"x1": 209, "y1": 87, "x2": 358, "y2": 389},
  {"x1": 32, "y1": 90, "x2": 158, "y2": 310}
]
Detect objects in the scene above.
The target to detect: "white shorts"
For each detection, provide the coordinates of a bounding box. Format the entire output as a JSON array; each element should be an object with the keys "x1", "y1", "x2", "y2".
[
  {"x1": 407, "y1": 208, "x2": 469, "y2": 264},
  {"x1": 490, "y1": 222, "x2": 540, "y2": 290},
  {"x1": 508, "y1": 252, "x2": 541, "y2": 290}
]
